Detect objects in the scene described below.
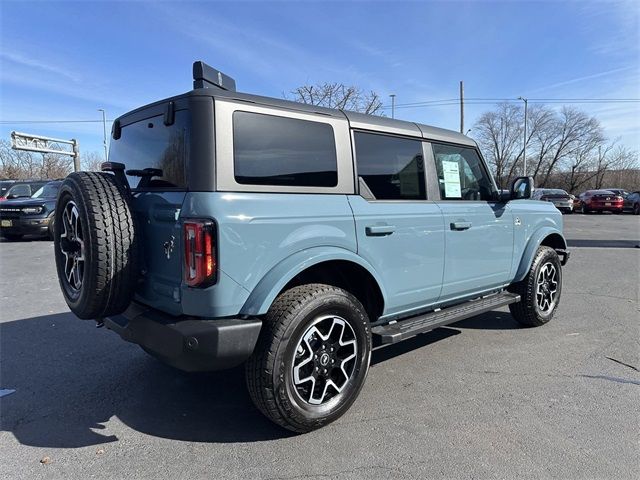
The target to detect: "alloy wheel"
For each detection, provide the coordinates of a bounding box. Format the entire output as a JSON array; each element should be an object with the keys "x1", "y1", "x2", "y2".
[
  {"x1": 535, "y1": 262, "x2": 558, "y2": 313},
  {"x1": 292, "y1": 315, "x2": 358, "y2": 405},
  {"x1": 59, "y1": 200, "x2": 85, "y2": 291}
]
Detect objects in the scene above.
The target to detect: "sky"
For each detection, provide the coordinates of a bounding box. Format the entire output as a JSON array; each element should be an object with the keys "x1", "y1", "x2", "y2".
[{"x1": 1, "y1": 0, "x2": 639, "y2": 158}]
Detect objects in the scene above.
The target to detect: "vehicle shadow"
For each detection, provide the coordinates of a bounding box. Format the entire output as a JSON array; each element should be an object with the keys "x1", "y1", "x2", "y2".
[
  {"x1": 1, "y1": 309, "x2": 519, "y2": 448},
  {"x1": 566, "y1": 239, "x2": 640, "y2": 248}
]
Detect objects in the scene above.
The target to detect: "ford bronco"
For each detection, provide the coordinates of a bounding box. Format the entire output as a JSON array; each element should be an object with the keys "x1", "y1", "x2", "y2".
[{"x1": 54, "y1": 62, "x2": 569, "y2": 432}]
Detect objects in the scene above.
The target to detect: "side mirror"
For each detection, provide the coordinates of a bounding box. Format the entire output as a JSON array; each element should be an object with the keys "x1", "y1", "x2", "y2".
[{"x1": 510, "y1": 176, "x2": 534, "y2": 200}]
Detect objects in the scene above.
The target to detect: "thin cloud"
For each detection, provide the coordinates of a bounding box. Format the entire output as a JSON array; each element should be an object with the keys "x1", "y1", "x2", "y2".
[
  {"x1": 0, "y1": 51, "x2": 80, "y2": 83},
  {"x1": 528, "y1": 66, "x2": 636, "y2": 94}
]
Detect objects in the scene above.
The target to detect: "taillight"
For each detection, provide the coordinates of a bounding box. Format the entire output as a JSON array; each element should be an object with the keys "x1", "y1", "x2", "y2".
[{"x1": 183, "y1": 220, "x2": 217, "y2": 287}]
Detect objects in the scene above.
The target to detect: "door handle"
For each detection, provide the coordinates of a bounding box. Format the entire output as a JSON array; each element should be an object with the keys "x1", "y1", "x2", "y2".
[
  {"x1": 450, "y1": 221, "x2": 472, "y2": 231},
  {"x1": 365, "y1": 225, "x2": 396, "y2": 236}
]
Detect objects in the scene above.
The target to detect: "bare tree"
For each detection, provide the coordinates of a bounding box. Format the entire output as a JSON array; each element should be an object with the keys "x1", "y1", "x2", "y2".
[
  {"x1": 0, "y1": 139, "x2": 73, "y2": 179},
  {"x1": 289, "y1": 83, "x2": 384, "y2": 115},
  {"x1": 81, "y1": 151, "x2": 104, "y2": 172}
]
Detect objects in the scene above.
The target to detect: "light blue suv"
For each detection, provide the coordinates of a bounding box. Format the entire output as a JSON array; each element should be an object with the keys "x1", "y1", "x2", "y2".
[{"x1": 54, "y1": 62, "x2": 569, "y2": 432}]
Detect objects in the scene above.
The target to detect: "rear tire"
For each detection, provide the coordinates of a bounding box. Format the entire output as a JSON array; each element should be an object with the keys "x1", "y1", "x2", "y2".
[
  {"x1": 634, "y1": 203, "x2": 640, "y2": 215},
  {"x1": 245, "y1": 284, "x2": 371, "y2": 433},
  {"x1": 54, "y1": 172, "x2": 139, "y2": 319},
  {"x1": 508, "y1": 246, "x2": 562, "y2": 327}
]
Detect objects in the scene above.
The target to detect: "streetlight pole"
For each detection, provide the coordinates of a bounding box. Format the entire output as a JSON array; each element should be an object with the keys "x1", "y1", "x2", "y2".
[
  {"x1": 98, "y1": 108, "x2": 108, "y2": 161},
  {"x1": 518, "y1": 97, "x2": 528, "y2": 176},
  {"x1": 389, "y1": 94, "x2": 396, "y2": 119}
]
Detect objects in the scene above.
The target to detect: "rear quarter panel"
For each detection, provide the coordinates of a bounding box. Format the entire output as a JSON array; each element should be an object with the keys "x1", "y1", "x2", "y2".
[{"x1": 179, "y1": 192, "x2": 358, "y2": 317}]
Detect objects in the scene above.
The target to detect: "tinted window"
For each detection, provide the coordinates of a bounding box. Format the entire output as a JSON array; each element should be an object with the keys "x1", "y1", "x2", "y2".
[
  {"x1": 432, "y1": 144, "x2": 493, "y2": 200},
  {"x1": 32, "y1": 183, "x2": 60, "y2": 198},
  {"x1": 7, "y1": 184, "x2": 31, "y2": 197},
  {"x1": 233, "y1": 111, "x2": 337, "y2": 187},
  {"x1": 108, "y1": 110, "x2": 190, "y2": 189},
  {"x1": 354, "y1": 132, "x2": 425, "y2": 200}
]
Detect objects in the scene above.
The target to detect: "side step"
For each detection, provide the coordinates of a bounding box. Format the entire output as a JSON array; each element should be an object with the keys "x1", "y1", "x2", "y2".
[{"x1": 371, "y1": 292, "x2": 520, "y2": 344}]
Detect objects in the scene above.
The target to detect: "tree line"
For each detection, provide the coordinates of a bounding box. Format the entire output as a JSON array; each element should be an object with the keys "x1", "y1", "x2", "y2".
[
  {"x1": 473, "y1": 103, "x2": 638, "y2": 192},
  {"x1": 0, "y1": 140, "x2": 103, "y2": 180}
]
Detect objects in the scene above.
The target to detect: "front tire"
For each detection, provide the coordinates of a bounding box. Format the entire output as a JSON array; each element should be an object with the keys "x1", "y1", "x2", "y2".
[
  {"x1": 245, "y1": 284, "x2": 371, "y2": 433},
  {"x1": 508, "y1": 246, "x2": 562, "y2": 327}
]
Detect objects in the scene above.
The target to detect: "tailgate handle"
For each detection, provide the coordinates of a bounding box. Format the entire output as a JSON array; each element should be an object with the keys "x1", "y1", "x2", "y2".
[
  {"x1": 366, "y1": 225, "x2": 396, "y2": 236},
  {"x1": 451, "y1": 221, "x2": 472, "y2": 231}
]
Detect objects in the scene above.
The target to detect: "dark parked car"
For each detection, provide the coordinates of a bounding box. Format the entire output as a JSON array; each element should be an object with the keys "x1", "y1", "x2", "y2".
[
  {"x1": 622, "y1": 191, "x2": 640, "y2": 215},
  {"x1": 0, "y1": 180, "x2": 49, "y2": 201},
  {"x1": 578, "y1": 189, "x2": 623, "y2": 214},
  {"x1": 0, "y1": 181, "x2": 62, "y2": 240},
  {"x1": 532, "y1": 188, "x2": 573, "y2": 213}
]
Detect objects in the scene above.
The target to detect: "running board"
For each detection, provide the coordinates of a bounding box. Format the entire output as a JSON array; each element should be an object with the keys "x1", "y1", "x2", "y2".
[{"x1": 371, "y1": 292, "x2": 520, "y2": 344}]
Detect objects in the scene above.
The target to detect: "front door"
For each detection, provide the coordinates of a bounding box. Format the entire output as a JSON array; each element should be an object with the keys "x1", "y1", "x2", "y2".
[
  {"x1": 430, "y1": 143, "x2": 514, "y2": 302},
  {"x1": 348, "y1": 131, "x2": 445, "y2": 320}
]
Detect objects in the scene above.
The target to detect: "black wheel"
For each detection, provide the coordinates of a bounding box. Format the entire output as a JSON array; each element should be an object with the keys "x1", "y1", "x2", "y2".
[
  {"x1": 582, "y1": 205, "x2": 590, "y2": 214},
  {"x1": 245, "y1": 284, "x2": 371, "y2": 433},
  {"x1": 2, "y1": 233, "x2": 23, "y2": 241},
  {"x1": 54, "y1": 172, "x2": 139, "y2": 320},
  {"x1": 508, "y1": 246, "x2": 562, "y2": 327},
  {"x1": 634, "y1": 203, "x2": 640, "y2": 215}
]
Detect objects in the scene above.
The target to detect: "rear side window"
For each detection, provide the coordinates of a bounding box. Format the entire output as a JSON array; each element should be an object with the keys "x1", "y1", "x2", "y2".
[
  {"x1": 354, "y1": 132, "x2": 425, "y2": 200},
  {"x1": 233, "y1": 111, "x2": 338, "y2": 187},
  {"x1": 109, "y1": 110, "x2": 190, "y2": 189}
]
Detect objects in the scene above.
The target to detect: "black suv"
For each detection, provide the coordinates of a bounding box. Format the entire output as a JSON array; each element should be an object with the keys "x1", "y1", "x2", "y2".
[{"x1": 0, "y1": 181, "x2": 62, "y2": 241}]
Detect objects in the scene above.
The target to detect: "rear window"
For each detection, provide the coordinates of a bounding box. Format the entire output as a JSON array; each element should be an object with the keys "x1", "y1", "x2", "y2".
[
  {"x1": 233, "y1": 111, "x2": 338, "y2": 187},
  {"x1": 108, "y1": 110, "x2": 190, "y2": 189}
]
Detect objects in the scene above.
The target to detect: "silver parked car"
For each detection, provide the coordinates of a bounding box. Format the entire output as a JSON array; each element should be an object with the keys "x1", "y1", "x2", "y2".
[{"x1": 532, "y1": 188, "x2": 573, "y2": 213}]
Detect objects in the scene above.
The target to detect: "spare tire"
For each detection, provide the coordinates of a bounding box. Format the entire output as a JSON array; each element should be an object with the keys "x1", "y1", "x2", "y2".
[{"x1": 54, "y1": 172, "x2": 139, "y2": 319}]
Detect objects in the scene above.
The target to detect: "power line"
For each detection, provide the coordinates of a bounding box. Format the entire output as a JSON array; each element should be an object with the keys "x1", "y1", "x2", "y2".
[
  {"x1": 381, "y1": 98, "x2": 640, "y2": 109},
  {"x1": 0, "y1": 119, "x2": 114, "y2": 124}
]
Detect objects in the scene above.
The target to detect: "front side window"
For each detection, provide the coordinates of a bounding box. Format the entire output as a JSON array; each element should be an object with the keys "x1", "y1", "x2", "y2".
[
  {"x1": 432, "y1": 144, "x2": 493, "y2": 201},
  {"x1": 109, "y1": 110, "x2": 190, "y2": 189},
  {"x1": 354, "y1": 132, "x2": 425, "y2": 200},
  {"x1": 233, "y1": 111, "x2": 338, "y2": 187}
]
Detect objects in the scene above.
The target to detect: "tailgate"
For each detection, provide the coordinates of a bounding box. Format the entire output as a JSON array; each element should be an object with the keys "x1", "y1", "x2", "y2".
[{"x1": 131, "y1": 191, "x2": 186, "y2": 315}]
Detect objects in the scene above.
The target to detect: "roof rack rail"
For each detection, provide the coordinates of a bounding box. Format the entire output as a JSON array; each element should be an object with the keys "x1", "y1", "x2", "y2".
[{"x1": 192, "y1": 61, "x2": 236, "y2": 92}]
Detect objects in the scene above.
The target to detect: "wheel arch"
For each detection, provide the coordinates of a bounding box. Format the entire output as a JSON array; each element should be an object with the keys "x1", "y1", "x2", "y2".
[
  {"x1": 239, "y1": 247, "x2": 387, "y2": 322},
  {"x1": 514, "y1": 229, "x2": 567, "y2": 283}
]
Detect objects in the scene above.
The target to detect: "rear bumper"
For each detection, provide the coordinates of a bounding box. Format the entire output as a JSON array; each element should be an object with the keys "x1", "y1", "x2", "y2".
[{"x1": 104, "y1": 303, "x2": 262, "y2": 372}]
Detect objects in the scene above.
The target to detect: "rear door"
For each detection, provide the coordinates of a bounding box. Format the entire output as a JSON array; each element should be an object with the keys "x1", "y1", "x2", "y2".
[
  {"x1": 348, "y1": 131, "x2": 445, "y2": 320},
  {"x1": 108, "y1": 107, "x2": 191, "y2": 315},
  {"x1": 430, "y1": 143, "x2": 514, "y2": 302}
]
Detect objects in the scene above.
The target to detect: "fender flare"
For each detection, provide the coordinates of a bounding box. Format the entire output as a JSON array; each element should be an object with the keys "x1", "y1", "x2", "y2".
[
  {"x1": 514, "y1": 227, "x2": 567, "y2": 282},
  {"x1": 239, "y1": 246, "x2": 388, "y2": 316}
]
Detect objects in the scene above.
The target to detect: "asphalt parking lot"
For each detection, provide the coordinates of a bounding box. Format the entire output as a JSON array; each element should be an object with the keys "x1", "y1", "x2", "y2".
[{"x1": 1, "y1": 213, "x2": 638, "y2": 479}]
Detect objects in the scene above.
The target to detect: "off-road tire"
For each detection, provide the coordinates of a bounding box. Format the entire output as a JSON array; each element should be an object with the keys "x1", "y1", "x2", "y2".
[
  {"x1": 54, "y1": 172, "x2": 139, "y2": 319},
  {"x1": 508, "y1": 246, "x2": 562, "y2": 327},
  {"x1": 2, "y1": 233, "x2": 23, "y2": 241},
  {"x1": 245, "y1": 284, "x2": 371, "y2": 433}
]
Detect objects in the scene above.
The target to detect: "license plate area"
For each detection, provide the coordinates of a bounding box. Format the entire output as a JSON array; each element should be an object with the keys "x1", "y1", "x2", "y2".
[
  {"x1": 1, "y1": 220, "x2": 12, "y2": 227},
  {"x1": 605, "y1": 203, "x2": 611, "y2": 206}
]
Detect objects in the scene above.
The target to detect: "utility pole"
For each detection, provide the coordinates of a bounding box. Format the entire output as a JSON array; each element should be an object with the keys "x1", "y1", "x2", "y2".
[
  {"x1": 389, "y1": 94, "x2": 396, "y2": 119},
  {"x1": 459, "y1": 80, "x2": 464, "y2": 134},
  {"x1": 518, "y1": 96, "x2": 528, "y2": 176},
  {"x1": 98, "y1": 108, "x2": 108, "y2": 161}
]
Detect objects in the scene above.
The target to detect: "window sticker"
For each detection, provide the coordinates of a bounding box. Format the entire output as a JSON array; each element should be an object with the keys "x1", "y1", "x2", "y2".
[{"x1": 442, "y1": 160, "x2": 461, "y2": 198}]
